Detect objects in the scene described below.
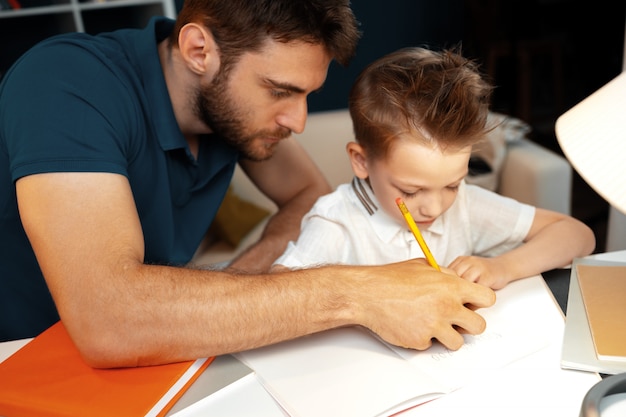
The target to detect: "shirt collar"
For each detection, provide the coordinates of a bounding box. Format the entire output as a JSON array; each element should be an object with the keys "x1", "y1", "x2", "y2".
[
  {"x1": 349, "y1": 177, "x2": 402, "y2": 243},
  {"x1": 349, "y1": 176, "x2": 445, "y2": 243}
]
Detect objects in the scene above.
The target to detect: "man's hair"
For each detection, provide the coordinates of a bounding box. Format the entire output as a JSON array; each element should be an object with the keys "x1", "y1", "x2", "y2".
[
  {"x1": 348, "y1": 46, "x2": 494, "y2": 160},
  {"x1": 170, "y1": 0, "x2": 361, "y2": 70}
]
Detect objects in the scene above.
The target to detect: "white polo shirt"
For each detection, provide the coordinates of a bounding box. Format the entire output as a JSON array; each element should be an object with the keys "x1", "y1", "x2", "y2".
[{"x1": 274, "y1": 177, "x2": 535, "y2": 268}]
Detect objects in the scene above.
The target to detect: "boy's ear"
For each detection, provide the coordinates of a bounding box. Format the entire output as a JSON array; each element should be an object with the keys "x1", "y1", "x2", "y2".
[
  {"x1": 178, "y1": 23, "x2": 221, "y2": 77},
  {"x1": 346, "y1": 142, "x2": 369, "y2": 179}
]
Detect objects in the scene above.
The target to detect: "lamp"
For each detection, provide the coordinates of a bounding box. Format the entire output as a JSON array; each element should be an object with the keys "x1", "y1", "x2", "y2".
[
  {"x1": 580, "y1": 373, "x2": 626, "y2": 417},
  {"x1": 556, "y1": 14, "x2": 626, "y2": 416},
  {"x1": 555, "y1": 70, "x2": 626, "y2": 417},
  {"x1": 555, "y1": 71, "x2": 626, "y2": 216}
]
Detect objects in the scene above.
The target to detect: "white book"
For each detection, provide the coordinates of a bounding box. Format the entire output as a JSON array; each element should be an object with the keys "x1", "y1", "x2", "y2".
[{"x1": 167, "y1": 354, "x2": 256, "y2": 416}]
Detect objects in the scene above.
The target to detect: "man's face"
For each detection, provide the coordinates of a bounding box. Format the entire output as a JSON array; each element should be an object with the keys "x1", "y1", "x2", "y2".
[{"x1": 195, "y1": 40, "x2": 331, "y2": 161}]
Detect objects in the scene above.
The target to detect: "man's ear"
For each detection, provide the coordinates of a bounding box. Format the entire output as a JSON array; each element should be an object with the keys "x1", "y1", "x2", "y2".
[
  {"x1": 178, "y1": 23, "x2": 220, "y2": 77},
  {"x1": 346, "y1": 142, "x2": 369, "y2": 179}
]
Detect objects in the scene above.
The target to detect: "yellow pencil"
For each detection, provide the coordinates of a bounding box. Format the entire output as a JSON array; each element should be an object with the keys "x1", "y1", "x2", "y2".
[{"x1": 395, "y1": 197, "x2": 440, "y2": 271}]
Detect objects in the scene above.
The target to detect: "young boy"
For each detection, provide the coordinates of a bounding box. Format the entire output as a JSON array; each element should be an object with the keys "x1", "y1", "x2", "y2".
[{"x1": 273, "y1": 47, "x2": 595, "y2": 290}]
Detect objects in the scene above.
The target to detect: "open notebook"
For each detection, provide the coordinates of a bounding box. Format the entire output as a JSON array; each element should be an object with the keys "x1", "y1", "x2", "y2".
[{"x1": 235, "y1": 276, "x2": 556, "y2": 417}]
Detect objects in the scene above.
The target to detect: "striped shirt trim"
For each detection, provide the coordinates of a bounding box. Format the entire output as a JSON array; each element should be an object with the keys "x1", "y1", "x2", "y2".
[{"x1": 351, "y1": 177, "x2": 378, "y2": 216}]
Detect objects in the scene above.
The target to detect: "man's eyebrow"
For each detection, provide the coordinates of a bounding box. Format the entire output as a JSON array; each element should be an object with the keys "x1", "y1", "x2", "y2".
[{"x1": 265, "y1": 78, "x2": 321, "y2": 94}]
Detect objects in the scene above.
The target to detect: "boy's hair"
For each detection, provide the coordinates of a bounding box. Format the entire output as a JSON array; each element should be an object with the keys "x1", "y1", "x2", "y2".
[
  {"x1": 170, "y1": 0, "x2": 361, "y2": 71},
  {"x1": 348, "y1": 46, "x2": 493, "y2": 160}
]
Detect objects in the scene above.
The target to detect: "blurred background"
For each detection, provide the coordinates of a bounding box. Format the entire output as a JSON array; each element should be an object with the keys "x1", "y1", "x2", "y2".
[
  {"x1": 2, "y1": 0, "x2": 625, "y2": 251},
  {"x1": 307, "y1": 0, "x2": 626, "y2": 253}
]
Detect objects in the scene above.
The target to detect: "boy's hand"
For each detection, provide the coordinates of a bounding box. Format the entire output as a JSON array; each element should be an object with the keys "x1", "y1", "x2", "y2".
[{"x1": 448, "y1": 256, "x2": 511, "y2": 290}]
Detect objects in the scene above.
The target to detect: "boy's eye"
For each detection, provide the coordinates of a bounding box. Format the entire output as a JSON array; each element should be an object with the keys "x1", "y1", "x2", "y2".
[
  {"x1": 447, "y1": 185, "x2": 460, "y2": 191},
  {"x1": 400, "y1": 190, "x2": 418, "y2": 198}
]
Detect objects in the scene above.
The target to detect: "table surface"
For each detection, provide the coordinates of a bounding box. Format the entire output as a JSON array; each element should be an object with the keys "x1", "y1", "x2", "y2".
[
  {"x1": 168, "y1": 273, "x2": 601, "y2": 417},
  {"x1": 1, "y1": 260, "x2": 619, "y2": 417}
]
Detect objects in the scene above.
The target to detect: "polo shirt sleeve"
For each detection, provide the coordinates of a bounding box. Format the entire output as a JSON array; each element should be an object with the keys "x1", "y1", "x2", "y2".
[
  {"x1": 466, "y1": 184, "x2": 535, "y2": 257},
  {"x1": 2, "y1": 36, "x2": 141, "y2": 182}
]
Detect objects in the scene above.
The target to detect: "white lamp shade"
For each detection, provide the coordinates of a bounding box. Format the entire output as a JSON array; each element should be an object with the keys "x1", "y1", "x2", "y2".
[{"x1": 555, "y1": 71, "x2": 626, "y2": 215}]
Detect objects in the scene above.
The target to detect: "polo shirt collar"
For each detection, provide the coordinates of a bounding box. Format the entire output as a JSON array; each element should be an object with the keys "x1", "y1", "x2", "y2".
[
  {"x1": 135, "y1": 17, "x2": 187, "y2": 152},
  {"x1": 129, "y1": 17, "x2": 240, "y2": 184},
  {"x1": 349, "y1": 177, "x2": 444, "y2": 243}
]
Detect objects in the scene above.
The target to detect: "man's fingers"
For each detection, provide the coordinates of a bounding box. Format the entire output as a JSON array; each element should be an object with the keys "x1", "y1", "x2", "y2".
[
  {"x1": 455, "y1": 308, "x2": 488, "y2": 335},
  {"x1": 461, "y1": 279, "x2": 496, "y2": 308},
  {"x1": 435, "y1": 308, "x2": 488, "y2": 350},
  {"x1": 434, "y1": 326, "x2": 466, "y2": 351}
]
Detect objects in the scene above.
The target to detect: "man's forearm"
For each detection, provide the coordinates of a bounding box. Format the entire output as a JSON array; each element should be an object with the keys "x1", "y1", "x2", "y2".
[
  {"x1": 71, "y1": 263, "x2": 355, "y2": 368},
  {"x1": 228, "y1": 208, "x2": 303, "y2": 273},
  {"x1": 228, "y1": 182, "x2": 327, "y2": 272}
]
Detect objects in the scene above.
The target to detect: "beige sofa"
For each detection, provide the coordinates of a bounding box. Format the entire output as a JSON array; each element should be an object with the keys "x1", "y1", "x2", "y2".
[{"x1": 192, "y1": 108, "x2": 573, "y2": 266}]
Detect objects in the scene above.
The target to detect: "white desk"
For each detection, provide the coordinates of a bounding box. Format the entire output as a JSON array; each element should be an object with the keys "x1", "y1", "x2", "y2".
[
  {"x1": 3, "y1": 255, "x2": 620, "y2": 416},
  {"x1": 170, "y1": 274, "x2": 602, "y2": 417}
]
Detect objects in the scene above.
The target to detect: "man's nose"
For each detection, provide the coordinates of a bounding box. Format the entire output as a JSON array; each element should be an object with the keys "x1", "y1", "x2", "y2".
[{"x1": 277, "y1": 99, "x2": 308, "y2": 134}]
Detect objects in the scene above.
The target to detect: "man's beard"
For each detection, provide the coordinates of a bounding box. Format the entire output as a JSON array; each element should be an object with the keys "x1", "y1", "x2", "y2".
[{"x1": 195, "y1": 71, "x2": 291, "y2": 162}]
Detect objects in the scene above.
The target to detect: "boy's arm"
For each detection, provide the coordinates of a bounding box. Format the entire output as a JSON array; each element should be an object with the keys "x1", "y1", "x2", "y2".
[
  {"x1": 449, "y1": 208, "x2": 596, "y2": 289},
  {"x1": 515, "y1": 207, "x2": 596, "y2": 271}
]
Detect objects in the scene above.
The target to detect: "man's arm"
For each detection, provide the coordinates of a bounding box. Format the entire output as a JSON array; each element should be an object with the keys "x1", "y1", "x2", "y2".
[
  {"x1": 228, "y1": 137, "x2": 331, "y2": 272},
  {"x1": 16, "y1": 171, "x2": 494, "y2": 368}
]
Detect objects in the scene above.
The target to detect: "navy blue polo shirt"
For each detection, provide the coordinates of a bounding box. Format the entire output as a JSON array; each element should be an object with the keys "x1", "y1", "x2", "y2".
[{"x1": 0, "y1": 17, "x2": 239, "y2": 341}]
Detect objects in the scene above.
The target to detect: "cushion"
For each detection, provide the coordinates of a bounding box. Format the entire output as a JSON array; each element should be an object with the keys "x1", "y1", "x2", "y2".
[
  {"x1": 209, "y1": 186, "x2": 271, "y2": 247},
  {"x1": 467, "y1": 112, "x2": 531, "y2": 191}
]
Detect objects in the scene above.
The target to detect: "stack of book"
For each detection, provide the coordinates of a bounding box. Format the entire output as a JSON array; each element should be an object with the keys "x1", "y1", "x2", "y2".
[{"x1": 561, "y1": 256, "x2": 626, "y2": 375}]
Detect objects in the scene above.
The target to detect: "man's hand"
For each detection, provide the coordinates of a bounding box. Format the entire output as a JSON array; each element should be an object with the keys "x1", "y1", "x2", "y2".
[{"x1": 350, "y1": 260, "x2": 496, "y2": 351}]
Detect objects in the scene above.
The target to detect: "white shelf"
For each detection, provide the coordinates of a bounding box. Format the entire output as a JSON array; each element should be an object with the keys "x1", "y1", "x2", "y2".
[
  {"x1": 0, "y1": 4, "x2": 73, "y2": 18},
  {"x1": 0, "y1": 0, "x2": 175, "y2": 19},
  {"x1": 0, "y1": 0, "x2": 176, "y2": 76}
]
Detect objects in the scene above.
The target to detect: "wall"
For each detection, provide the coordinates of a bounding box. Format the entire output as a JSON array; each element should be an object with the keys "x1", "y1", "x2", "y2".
[
  {"x1": 172, "y1": 1, "x2": 465, "y2": 113},
  {"x1": 308, "y1": 1, "x2": 464, "y2": 112}
]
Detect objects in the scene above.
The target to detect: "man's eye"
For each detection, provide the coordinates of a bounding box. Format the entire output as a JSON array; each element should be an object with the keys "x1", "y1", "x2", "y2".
[{"x1": 271, "y1": 89, "x2": 291, "y2": 98}]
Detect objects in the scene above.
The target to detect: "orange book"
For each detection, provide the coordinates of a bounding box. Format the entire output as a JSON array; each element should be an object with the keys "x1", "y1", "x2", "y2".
[
  {"x1": 577, "y1": 264, "x2": 626, "y2": 362},
  {"x1": 0, "y1": 321, "x2": 213, "y2": 417}
]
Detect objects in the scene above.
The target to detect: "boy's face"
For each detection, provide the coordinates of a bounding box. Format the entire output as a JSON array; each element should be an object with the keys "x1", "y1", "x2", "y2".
[{"x1": 362, "y1": 139, "x2": 472, "y2": 228}]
